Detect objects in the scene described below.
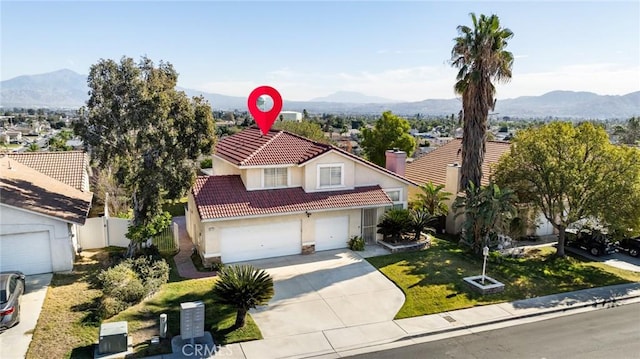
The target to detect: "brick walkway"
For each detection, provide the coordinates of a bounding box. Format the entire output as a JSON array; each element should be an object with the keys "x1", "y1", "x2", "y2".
[{"x1": 172, "y1": 216, "x2": 216, "y2": 279}]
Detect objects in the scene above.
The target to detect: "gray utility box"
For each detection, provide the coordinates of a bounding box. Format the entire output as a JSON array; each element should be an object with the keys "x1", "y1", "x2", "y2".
[
  {"x1": 98, "y1": 321, "x2": 128, "y2": 354},
  {"x1": 180, "y1": 301, "x2": 205, "y2": 340}
]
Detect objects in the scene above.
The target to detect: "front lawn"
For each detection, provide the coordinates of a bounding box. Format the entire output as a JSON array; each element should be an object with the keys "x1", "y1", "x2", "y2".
[
  {"x1": 27, "y1": 248, "x2": 260, "y2": 359},
  {"x1": 367, "y1": 237, "x2": 640, "y2": 319}
]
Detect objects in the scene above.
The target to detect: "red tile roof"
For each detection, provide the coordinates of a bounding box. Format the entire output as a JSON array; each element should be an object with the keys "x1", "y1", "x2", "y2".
[
  {"x1": 0, "y1": 157, "x2": 93, "y2": 224},
  {"x1": 214, "y1": 127, "x2": 418, "y2": 186},
  {"x1": 215, "y1": 127, "x2": 330, "y2": 166},
  {"x1": 192, "y1": 175, "x2": 392, "y2": 220},
  {"x1": 405, "y1": 139, "x2": 511, "y2": 186},
  {"x1": 7, "y1": 151, "x2": 88, "y2": 191}
]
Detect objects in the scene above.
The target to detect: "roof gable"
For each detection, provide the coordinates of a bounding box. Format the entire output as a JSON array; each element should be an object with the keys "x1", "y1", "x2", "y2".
[
  {"x1": 7, "y1": 151, "x2": 88, "y2": 191},
  {"x1": 215, "y1": 127, "x2": 330, "y2": 166},
  {"x1": 405, "y1": 139, "x2": 511, "y2": 186},
  {"x1": 0, "y1": 156, "x2": 92, "y2": 224},
  {"x1": 215, "y1": 127, "x2": 417, "y2": 186}
]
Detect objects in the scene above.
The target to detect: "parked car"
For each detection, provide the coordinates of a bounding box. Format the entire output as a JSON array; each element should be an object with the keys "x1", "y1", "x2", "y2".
[
  {"x1": 564, "y1": 228, "x2": 617, "y2": 256},
  {"x1": 618, "y1": 236, "x2": 640, "y2": 257},
  {"x1": 0, "y1": 271, "x2": 25, "y2": 331}
]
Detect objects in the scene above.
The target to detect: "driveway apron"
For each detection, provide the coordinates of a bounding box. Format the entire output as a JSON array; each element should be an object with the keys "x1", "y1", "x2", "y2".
[{"x1": 242, "y1": 250, "x2": 405, "y2": 339}]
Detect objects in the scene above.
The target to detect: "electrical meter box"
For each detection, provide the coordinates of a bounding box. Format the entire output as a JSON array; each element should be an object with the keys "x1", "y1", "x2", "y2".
[
  {"x1": 180, "y1": 301, "x2": 205, "y2": 340},
  {"x1": 98, "y1": 321, "x2": 128, "y2": 354}
]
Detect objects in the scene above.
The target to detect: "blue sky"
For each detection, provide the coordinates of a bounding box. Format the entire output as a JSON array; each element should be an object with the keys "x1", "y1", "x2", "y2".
[{"x1": 2, "y1": 1, "x2": 639, "y2": 101}]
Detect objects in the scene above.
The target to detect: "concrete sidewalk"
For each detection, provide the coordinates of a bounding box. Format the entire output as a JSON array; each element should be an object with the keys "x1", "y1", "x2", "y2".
[{"x1": 225, "y1": 282, "x2": 640, "y2": 359}]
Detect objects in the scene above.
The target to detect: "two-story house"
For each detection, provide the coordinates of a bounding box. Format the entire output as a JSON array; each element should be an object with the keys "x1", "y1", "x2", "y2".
[{"x1": 187, "y1": 127, "x2": 416, "y2": 264}]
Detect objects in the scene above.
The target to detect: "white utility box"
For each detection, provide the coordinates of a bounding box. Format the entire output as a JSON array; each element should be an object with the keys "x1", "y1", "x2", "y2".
[{"x1": 180, "y1": 301, "x2": 205, "y2": 340}]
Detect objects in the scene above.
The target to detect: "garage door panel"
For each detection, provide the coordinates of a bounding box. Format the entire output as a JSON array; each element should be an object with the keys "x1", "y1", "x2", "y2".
[
  {"x1": 220, "y1": 221, "x2": 301, "y2": 263},
  {"x1": 315, "y1": 216, "x2": 349, "y2": 251},
  {"x1": 0, "y1": 231, "x2": 53, "y2": 275}
]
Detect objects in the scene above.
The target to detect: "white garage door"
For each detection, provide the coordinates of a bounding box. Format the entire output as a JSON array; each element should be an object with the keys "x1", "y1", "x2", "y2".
[
  {"x1": 220, "y1": 220, "x2": 301, "y2": 263},
  {"x1": 0, "y1": 231, "x2": 53, "y2": 275},
  {"x1": 315, "y1": 216, "x2": 349, "y2": 251}
]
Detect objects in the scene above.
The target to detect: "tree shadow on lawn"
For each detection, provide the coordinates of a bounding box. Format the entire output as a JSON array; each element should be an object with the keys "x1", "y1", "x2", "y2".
[{"x1": 369, "y1": 240, "x2": 639, "y2": 309}]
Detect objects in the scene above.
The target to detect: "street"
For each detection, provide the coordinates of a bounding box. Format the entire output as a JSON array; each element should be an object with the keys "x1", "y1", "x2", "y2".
[{"x1": 348, "y1": 303, "x2": 640, "y2": 359}]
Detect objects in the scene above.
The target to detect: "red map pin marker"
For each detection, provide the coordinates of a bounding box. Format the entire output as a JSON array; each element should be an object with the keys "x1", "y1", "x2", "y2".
[{"x1": 248, "y1": 86, "x2": 283, "y2": 135}]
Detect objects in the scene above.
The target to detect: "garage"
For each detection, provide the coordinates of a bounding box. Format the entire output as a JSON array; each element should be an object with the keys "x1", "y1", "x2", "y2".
[
  {"x1": 220, "y1": 220, "x2": 302, "y2": 263},
  {"x1": 315, "y1": 216, "x2": 349, "y2": 251},
  {"x1": 0, "y1": 231, "x2": 53, "y2": 275}
]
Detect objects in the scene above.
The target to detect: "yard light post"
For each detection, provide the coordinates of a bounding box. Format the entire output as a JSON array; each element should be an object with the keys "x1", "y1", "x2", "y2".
[{"x1": 482, "y1": 246, "x2": 489, "y2": 284}]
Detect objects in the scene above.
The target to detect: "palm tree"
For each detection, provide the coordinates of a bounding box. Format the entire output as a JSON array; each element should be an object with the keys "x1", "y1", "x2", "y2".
[
  {"x1": 26, "y1": 143, "x2": 39, "y2": 152},
  {"x1": 409, "y1": 209, "x2": 437, "y2": 242},
  {"x1": 451, "y1": 13, "x2": 514, "y2": 191},
  {"x1": 412, "y1": 182, "x2": 452, "y2": 217},
  {"x1": 211, "y1": 265, "x2": 274, "y2": 328}
]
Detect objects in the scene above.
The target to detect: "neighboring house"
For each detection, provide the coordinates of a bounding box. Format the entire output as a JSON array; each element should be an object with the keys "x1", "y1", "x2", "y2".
[
  {"x1": 7, "y1": 151, "x2": 92, "y2": 192},
  {"x1": 405, "y1": 139, "x2": 554, "y2": 236},
  {"x1": 278, "y1": 111, "x2": 303, "y2": 122},
  {"x1": 0, "y1": 154, "x2": 93, "y2": 275},
  {"x1": 187, "y1": 127, "x2": 416, "y2": 264}
]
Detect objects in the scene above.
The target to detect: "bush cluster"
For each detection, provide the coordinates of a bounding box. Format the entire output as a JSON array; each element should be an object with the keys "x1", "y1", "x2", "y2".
[
  {"x1": 348, "y1": 235, "x2": 365, "y2": 251},
  {"x1": 97, "y1": 256, "x2": 169, "y2": 318}
]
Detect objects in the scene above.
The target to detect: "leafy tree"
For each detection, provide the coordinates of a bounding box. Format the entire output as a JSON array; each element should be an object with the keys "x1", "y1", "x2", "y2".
[
  {"x1": 273, "y1": 120, "x2": 328, "y2": 143},
  {"x1": 75, "y1": 56, "x2": 215, "y2": 255},
  {"x1": 212, "y1": 265, "x2": 274, "y2": 328},
  {"x1": 360, "y1": 111, "x2": 416, "y2": 167},
  {"x1": 411, "y1": 181, "x2": 451, "y2": 216},
  {"x1": 613, "y1": 116, "x2": 640, "y2": 145},
  {"x1": 451, "y1": 13, "x2": 514, "y2": 191},
  {"x1": 454, "y1": 182, "x2": 518, "y2": 253},
  {"x1": 493, "y1": 122, "x2": 640, "y2": 256}
]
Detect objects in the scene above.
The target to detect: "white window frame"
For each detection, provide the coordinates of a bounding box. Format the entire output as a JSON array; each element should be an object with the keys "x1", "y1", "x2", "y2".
[
  {"x1": 317, "y1": 163, "x2": 344, "y2": 189},
  {"x1": 384, "y1": 188, "x2": 406, "y2": 209},
  {"x1": 262, "y1": 167, "x2": 289, "y2": 188}
]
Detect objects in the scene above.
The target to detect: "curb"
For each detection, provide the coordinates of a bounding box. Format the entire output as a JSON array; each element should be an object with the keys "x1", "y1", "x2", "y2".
[{"x1": 399, "y1": 292, "x2": 640, "y2": 342}]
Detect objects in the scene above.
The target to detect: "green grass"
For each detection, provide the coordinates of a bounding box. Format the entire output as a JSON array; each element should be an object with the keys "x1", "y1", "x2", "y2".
[
  {"x1": 109, "y1": 277, "x2": 261, "y2": 358},
  {"x1": 27, "y1": 248, "x2": 260, "y2": 359},
  {"x1": 367, "y1": 238, "x2": 640, "y2": 319}
]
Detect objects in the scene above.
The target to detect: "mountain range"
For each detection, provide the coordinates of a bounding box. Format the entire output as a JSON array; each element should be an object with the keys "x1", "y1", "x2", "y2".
[{"x1": 1, "y1": 69, "x2": 638, "y2": 119}]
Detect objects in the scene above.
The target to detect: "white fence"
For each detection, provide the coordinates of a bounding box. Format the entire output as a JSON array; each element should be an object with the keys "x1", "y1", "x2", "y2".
[{"x1": 78, "y1": 217, "x2": 131, "y2": 249}]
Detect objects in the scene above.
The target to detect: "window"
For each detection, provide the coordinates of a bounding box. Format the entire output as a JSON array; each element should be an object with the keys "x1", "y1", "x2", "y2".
[
  {"x1": 384, "y1": 189, "x2": 404, "y2": 209},
  {"x1": 318, "y1": 164, "x2": 343, "y2": 188},
  {"x1": 264, "y1": 168, "x2": 287, "y2": 188}
]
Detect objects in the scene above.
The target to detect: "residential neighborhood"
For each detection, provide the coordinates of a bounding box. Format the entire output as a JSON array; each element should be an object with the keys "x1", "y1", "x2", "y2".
[{"x1": 1, "y1": 2, "x2": 640, "y2": 359}]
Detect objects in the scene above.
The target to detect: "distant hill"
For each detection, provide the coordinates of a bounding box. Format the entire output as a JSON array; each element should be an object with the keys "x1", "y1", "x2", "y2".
[
  {"x1": 310, "y1": 91, "x2": 398, "y2": 104},
  {"x1": 0, "y1": 69, "x2": 88, "y2": 108},
  {"x1": 1, "y1": 69, "x2": 638, "y2": 119}
]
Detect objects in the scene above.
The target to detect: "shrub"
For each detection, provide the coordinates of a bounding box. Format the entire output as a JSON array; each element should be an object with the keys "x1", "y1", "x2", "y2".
[
  {"x1": 99, "y1": 296, "x2": 130, "y2": 319},
  {"x1": 98, "y1": 264, "x2": 146, "y2": 302},
  {"x1": 210, "y1": 261, "x2": 225, "y2": 272},
  {"x1": 377, "y1": 208, "x2": 411, "y2": 242},
  {"x1": 96, "y1": 256, "x2": 169, "y2": 318},
  {"x1": 200, "y1": 158, "x2": 213, "y2": 168},
  {"x1": 348, "y1": 236, "x2": 365, "y2": 251}
]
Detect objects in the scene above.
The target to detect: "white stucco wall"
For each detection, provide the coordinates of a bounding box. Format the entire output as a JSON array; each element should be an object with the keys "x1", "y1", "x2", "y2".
[{"x1": 0, "y1": 205, "x2": 75, "y2": 272}]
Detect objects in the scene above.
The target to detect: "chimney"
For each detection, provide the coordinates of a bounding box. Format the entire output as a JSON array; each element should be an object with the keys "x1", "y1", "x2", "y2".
[
  {"x1": 444, "y1": 163, "x2": 461, "y2": 195},
  {"x1": 385, "y1": 148, "x2": 406, "y2": 176}
]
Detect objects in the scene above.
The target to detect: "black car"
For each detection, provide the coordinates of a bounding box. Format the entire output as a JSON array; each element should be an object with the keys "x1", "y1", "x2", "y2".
[
  {"x1": 618, "y1": 236, "x2": 640, "y2": 257},
  {"x1": 564, "y1": 228, "x2": 617, "y2": 256},
  {"x1": 0, "y1": 271, "x2": 25, "y2": 331}
]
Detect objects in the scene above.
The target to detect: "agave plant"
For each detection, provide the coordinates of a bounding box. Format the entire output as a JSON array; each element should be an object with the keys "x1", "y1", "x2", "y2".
[{"x1": 211, "y1": 265, "x2": 274, "y2": 328}]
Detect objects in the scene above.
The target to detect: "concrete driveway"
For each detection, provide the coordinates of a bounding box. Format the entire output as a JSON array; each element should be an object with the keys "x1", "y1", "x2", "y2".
[
  {"x1": 565, "y1": 247, "x2": 640, "y2": 272},
  {"x1": 0, "y1": 273, "x2": 52, "y2": 359},
  {"x1": 242, "y1": 250, "x2": 405, "y2": 339}
]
